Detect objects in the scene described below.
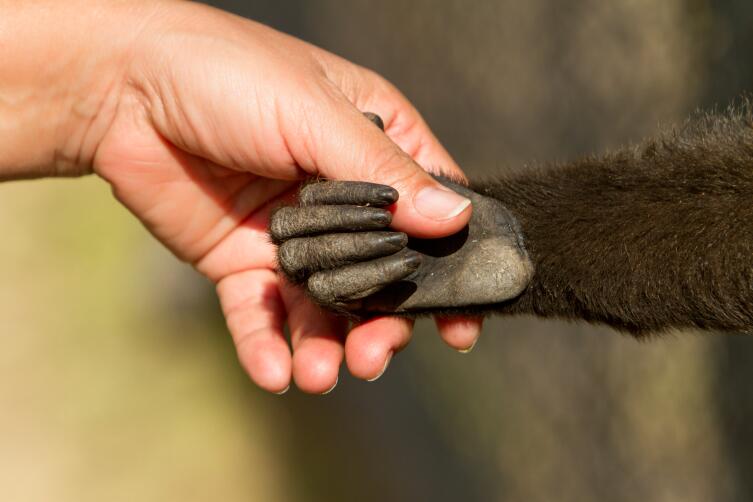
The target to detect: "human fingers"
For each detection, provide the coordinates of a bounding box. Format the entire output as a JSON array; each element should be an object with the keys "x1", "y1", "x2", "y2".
[
  {"x1": 344, "y1": 316, "x2": 413, "y2": 381},
  {"x1": 435, "y1": 316, "x2": 484, "y2": 353},
  {"x1": 217, "y1": 269, "x2": 292, "y2": 393},
  {"x1": 280, "y1": 282, "x2": 347, "y2": 394}
]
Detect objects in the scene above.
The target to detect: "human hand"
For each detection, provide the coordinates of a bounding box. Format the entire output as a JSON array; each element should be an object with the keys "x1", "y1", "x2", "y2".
[{"x1": 2, "y1": 1, "x2": 483, "y2": 393}]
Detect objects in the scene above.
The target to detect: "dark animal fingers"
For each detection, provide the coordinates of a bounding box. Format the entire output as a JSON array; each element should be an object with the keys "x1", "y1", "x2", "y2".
[
  {"x1": 269, "y1": 205, "x2": 392, "y2": 242},
  {"x1": 299, "y1": 181, "x2": 398, "y2": 207},
  {"x1": 278, "y1": 231, "x2": 408, "y2": 281},
  {"x1": 307, "y1": 249, "x2": 422, "y2": 305}
]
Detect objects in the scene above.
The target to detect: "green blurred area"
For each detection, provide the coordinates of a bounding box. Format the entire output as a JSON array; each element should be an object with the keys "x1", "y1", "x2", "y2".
[{"x1": 2, "y1": 1, "x2": 753, "y2": 501}]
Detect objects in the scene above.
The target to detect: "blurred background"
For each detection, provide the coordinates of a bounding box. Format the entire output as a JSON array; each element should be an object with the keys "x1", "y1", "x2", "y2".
[{"x1": 2, "y1": 1, "x2": 753, "y2": 500}]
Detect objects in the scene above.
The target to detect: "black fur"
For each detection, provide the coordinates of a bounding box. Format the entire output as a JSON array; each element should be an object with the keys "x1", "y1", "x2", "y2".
[{"x1": 476, "y1": 103, "x2": 753, "y2": 335}]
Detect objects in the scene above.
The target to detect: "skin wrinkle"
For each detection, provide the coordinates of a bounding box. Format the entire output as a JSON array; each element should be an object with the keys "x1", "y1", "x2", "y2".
[
  {"x1": 197, "y1": 194, "x2": 291, "y2": 283},
  {"x1": 279, "y1": 232, "x2": 408, "y2": 281},
  {"x1": 271, "y1": 94, "x2": 306, "y2": 178},
  {"x1": 80, "y1": 2, "x2": 167, "y2": 176},
  {"x1": 56, "y1": 72, "x2": 116, "y2": 176},
  {"x1": 190, "y1": 176, "x2": 289, "y2": 267}
]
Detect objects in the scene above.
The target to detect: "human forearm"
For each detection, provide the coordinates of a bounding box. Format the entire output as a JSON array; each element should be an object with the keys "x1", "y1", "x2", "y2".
[{"x1": 0, "y1": 0, "x2": 157, "y2": 180}]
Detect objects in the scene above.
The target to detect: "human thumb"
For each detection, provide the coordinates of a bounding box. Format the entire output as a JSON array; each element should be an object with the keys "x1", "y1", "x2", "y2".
[{"x1": 294, "y1": 98, "x2": 472, "y2": 239}]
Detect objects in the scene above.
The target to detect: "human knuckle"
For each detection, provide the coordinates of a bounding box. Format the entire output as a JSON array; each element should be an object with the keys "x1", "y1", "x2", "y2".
[{"x1": 368, "y1": 146, "x2": 407, "y2": 177}]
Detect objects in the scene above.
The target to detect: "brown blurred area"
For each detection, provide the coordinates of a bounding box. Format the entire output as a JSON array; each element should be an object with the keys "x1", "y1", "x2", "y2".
[{"x1": 2, "y1": 1, "x2": 753, "y2": 501}]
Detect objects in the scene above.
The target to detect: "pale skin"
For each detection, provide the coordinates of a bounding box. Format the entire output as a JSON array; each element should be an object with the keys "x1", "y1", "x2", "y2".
[{"x1": 0, "y1": 0, "x2": 482, "y2": 394}]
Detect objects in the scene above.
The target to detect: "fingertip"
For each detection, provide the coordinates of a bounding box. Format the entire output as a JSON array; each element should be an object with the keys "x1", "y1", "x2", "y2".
[
  {"x1": 237, "y1": 335, "x2": 292, "y2": 394},
  {"x1": 292, "y1": 338, "x2": 343, "y2": 394},
  {"x1": 457, "y1": 339, "x2": 478, "y2": 354},
  {"x1": 366, "y1": 351, "x2": 393, "y2": 382},
  {"x1": 414, "y1": 183, "x2": 472, "y2": 221},
  {"x1": 345, "y1": 339, "x2": 392, "y2": 381},
  {"x1": 345, "y1": 317, "x2": 411, "y2": 380},
  {"x1": 321, "y1": 376, "x2": 339, "y2": 395},
  {"x1": 390, "y1": 177, "x2": 473, "y2": 239},
  {"x1": 435, "y1": 316, "x2": 484, "y2": 353}
]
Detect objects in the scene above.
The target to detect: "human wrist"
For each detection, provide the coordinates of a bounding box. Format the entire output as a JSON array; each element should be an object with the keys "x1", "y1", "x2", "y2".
[{"x1": 0, "y1": 0, "x2": 162, "y2": 180}]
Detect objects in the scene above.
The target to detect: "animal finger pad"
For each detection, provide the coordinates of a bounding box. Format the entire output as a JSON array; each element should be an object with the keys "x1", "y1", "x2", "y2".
[
  {"x1": 270, "y1": 205, "x2": 392, "y2": 241},
  {"x1": 278, "y1": 232, "x2": 408, "y2": 281},
  {"x1": 299, "y1": 181, "x2": 398, "y2": 207},
  {"x1": 307, "y1": 250, "x2": 422, "y2": 304}
]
